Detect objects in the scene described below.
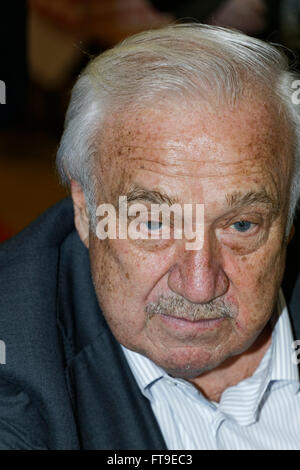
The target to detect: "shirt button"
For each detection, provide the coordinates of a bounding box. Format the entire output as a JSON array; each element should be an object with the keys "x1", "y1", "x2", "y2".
[{"x1": 167, "y1": 379, "x2": 178, "y2": 386}]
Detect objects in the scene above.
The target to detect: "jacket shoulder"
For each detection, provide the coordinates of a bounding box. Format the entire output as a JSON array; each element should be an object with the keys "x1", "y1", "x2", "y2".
[{"x1": 0, "y1": 198, "x2": 79, "y2": 449}]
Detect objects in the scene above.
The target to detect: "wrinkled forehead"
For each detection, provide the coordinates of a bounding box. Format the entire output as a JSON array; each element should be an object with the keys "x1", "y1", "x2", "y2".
[{"x1": 96, "y1": 94, "x2": 293, "y2": 202}]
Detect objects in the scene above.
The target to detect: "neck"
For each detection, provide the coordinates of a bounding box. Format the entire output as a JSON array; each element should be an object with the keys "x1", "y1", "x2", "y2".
[{"x1": 189, "y1": 321, "x2": 273, "y2": 403}]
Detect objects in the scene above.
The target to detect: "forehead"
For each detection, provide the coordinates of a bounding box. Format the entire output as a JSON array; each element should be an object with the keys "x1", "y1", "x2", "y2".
[{"x1": 97, "y1": 95, "x2": 292, "y2": 202}]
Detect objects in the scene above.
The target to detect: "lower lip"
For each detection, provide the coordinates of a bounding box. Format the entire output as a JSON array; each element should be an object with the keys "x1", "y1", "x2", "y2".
[{"x1": 158, "y1": 314, "x2": 225, "y2": 331}]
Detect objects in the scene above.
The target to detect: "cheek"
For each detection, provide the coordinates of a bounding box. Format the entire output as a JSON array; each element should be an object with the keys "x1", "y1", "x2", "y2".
[
  {"x1": 223, "y1": 241, "x2": 286, "y2": 332},
  {"x1": 94, "y1": 237, "x2": 174, "y2": 296},
  {"x1": 88, "y1": 236, "x2": 172, "y2": 341}
]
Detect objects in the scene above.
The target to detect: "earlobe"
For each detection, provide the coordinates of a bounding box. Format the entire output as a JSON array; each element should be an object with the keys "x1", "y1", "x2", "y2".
[{"x1": 70, "y1": 179, "x2": 90, "y2": 248}]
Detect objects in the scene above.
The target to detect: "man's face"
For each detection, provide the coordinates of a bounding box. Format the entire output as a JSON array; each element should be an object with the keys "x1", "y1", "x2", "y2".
[{"x1": 87, "y1": 95, "x2": 292, "y2": 378}]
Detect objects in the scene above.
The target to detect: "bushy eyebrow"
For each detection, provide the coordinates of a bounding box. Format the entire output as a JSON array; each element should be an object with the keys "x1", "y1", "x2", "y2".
[
  {"x1": 123, "y1": 185, "x2": 280, "y2": 215},
  {"x1": 125, "y1": 184, "x2": 180, "y2": 206},
  {"x1": 225, "y1": 189, "x2": 280, "y2": 213}
]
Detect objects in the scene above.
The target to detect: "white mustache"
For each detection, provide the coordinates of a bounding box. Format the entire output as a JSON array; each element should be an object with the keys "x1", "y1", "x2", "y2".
[{"x1": 145, "y1": 294, "x2": 237, "y2": 322}]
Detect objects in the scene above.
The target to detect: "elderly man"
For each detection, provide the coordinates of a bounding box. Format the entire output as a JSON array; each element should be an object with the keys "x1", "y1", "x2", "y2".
[{"x1": 0, "y1": 24, "x2": 300, "y2": 450}]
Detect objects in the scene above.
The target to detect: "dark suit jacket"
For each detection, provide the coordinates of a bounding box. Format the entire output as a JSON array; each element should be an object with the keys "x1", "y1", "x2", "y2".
[{"x1": 0, "y1": 198, "x2": 299, "y2": 449}]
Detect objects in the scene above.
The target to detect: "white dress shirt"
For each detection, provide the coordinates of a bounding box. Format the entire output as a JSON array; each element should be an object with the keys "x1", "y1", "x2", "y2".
[{"x1": 121, "y1": 291, "x2": 300, "y2": 449}]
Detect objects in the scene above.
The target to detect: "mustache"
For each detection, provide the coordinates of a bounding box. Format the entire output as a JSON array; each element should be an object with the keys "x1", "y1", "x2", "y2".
[{"x1": 145, "y1": 294, "x2": 237, "y2": 322}]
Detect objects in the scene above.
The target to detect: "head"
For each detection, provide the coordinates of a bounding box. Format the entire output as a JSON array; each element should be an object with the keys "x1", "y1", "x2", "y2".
[{"x1": 57, "y1": 24, "x2": 300, "y2": 378}]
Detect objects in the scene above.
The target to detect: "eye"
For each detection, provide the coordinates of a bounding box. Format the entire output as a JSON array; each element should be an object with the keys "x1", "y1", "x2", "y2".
[
  {"x1": 144, "y1": 221, "x2": 163, "y2": 232},
  {"x1": 232, "y1": 220, "x2": 254, "y2": 232}
]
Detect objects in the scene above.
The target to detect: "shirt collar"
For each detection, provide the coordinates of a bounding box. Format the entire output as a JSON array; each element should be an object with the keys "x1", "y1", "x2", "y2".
[
  {"x1": 212, "y1": 290, "x2": 299, "y2": 426},
  {"x1": 121, "y1": 345, "x2": 166, "y2": 400},
  {"x1": 270, "y1": 289, "x2": 299, "y2": 384}
]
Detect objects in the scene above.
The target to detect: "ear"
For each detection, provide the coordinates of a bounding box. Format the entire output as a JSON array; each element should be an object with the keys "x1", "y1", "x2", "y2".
[
  {"x1": 287, "y1": 224, "x2": 295, "y2": 245},
  {"x1": 70, "y1": 179, "x2": 90, "y2": 248}
]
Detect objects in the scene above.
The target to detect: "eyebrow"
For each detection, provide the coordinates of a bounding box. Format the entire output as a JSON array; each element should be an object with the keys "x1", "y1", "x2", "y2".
[
  {"x1": 125, "y1": 184, "x2": 181, "y2": 206},
  {"x1": 123, "y1": 185, "x2": 280, "y2": 213},
  {"x1": 225, "y1": 189, "x2": 280, "y2": 213}
]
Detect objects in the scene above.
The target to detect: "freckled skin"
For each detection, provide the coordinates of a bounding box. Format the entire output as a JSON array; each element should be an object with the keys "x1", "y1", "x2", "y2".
[{"x1": 82, "y1": 94, "x2": 293, "y2": 402}]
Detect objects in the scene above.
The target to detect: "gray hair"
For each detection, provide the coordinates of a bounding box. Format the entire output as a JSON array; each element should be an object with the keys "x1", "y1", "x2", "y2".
[{"x1": 56, "y1": 23, "x2": 300, "y2": 234}]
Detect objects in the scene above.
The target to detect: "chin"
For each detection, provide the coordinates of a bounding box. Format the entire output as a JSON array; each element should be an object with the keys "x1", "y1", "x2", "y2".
[{"x1": 145, "y1": 344, "x2": 230, "y2": 379}]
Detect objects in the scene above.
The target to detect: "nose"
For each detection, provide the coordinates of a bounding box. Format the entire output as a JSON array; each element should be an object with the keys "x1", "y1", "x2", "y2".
[{"x1": 168, "y1": 239, "x2": 229, "y2": 304}]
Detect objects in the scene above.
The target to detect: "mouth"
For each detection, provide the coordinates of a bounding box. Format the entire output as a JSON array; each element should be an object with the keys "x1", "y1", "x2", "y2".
[{"x1": 158, "y1": 313, "x2": 226, "y2": 331}]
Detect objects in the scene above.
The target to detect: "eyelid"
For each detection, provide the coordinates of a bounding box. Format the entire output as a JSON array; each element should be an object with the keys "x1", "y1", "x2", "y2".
[
  {"x1": 231, "y1": 219, "x2": 257, "y2": 226},
  {"x1": 218, "y1": 211, "x2": 264, "y2": 226},
  {"x1": 131, "y1": 213, "x2": 175, "y2": 228}
]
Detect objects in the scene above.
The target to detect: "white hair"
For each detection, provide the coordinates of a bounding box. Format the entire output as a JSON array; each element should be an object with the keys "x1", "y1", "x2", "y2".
[{"x1": 56, "y1": 23, "x2": 300, "y2": 234}]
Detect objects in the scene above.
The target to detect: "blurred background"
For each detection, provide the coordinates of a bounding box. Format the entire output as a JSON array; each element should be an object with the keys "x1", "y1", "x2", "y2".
[{"x1": 0, "y1": 0, "x2": 300, "y2": 242}]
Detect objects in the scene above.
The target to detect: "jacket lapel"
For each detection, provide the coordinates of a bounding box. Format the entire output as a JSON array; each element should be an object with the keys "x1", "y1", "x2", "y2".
[{"x1": 66, "y1": 331, "x2": 167, "y2": 449}]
